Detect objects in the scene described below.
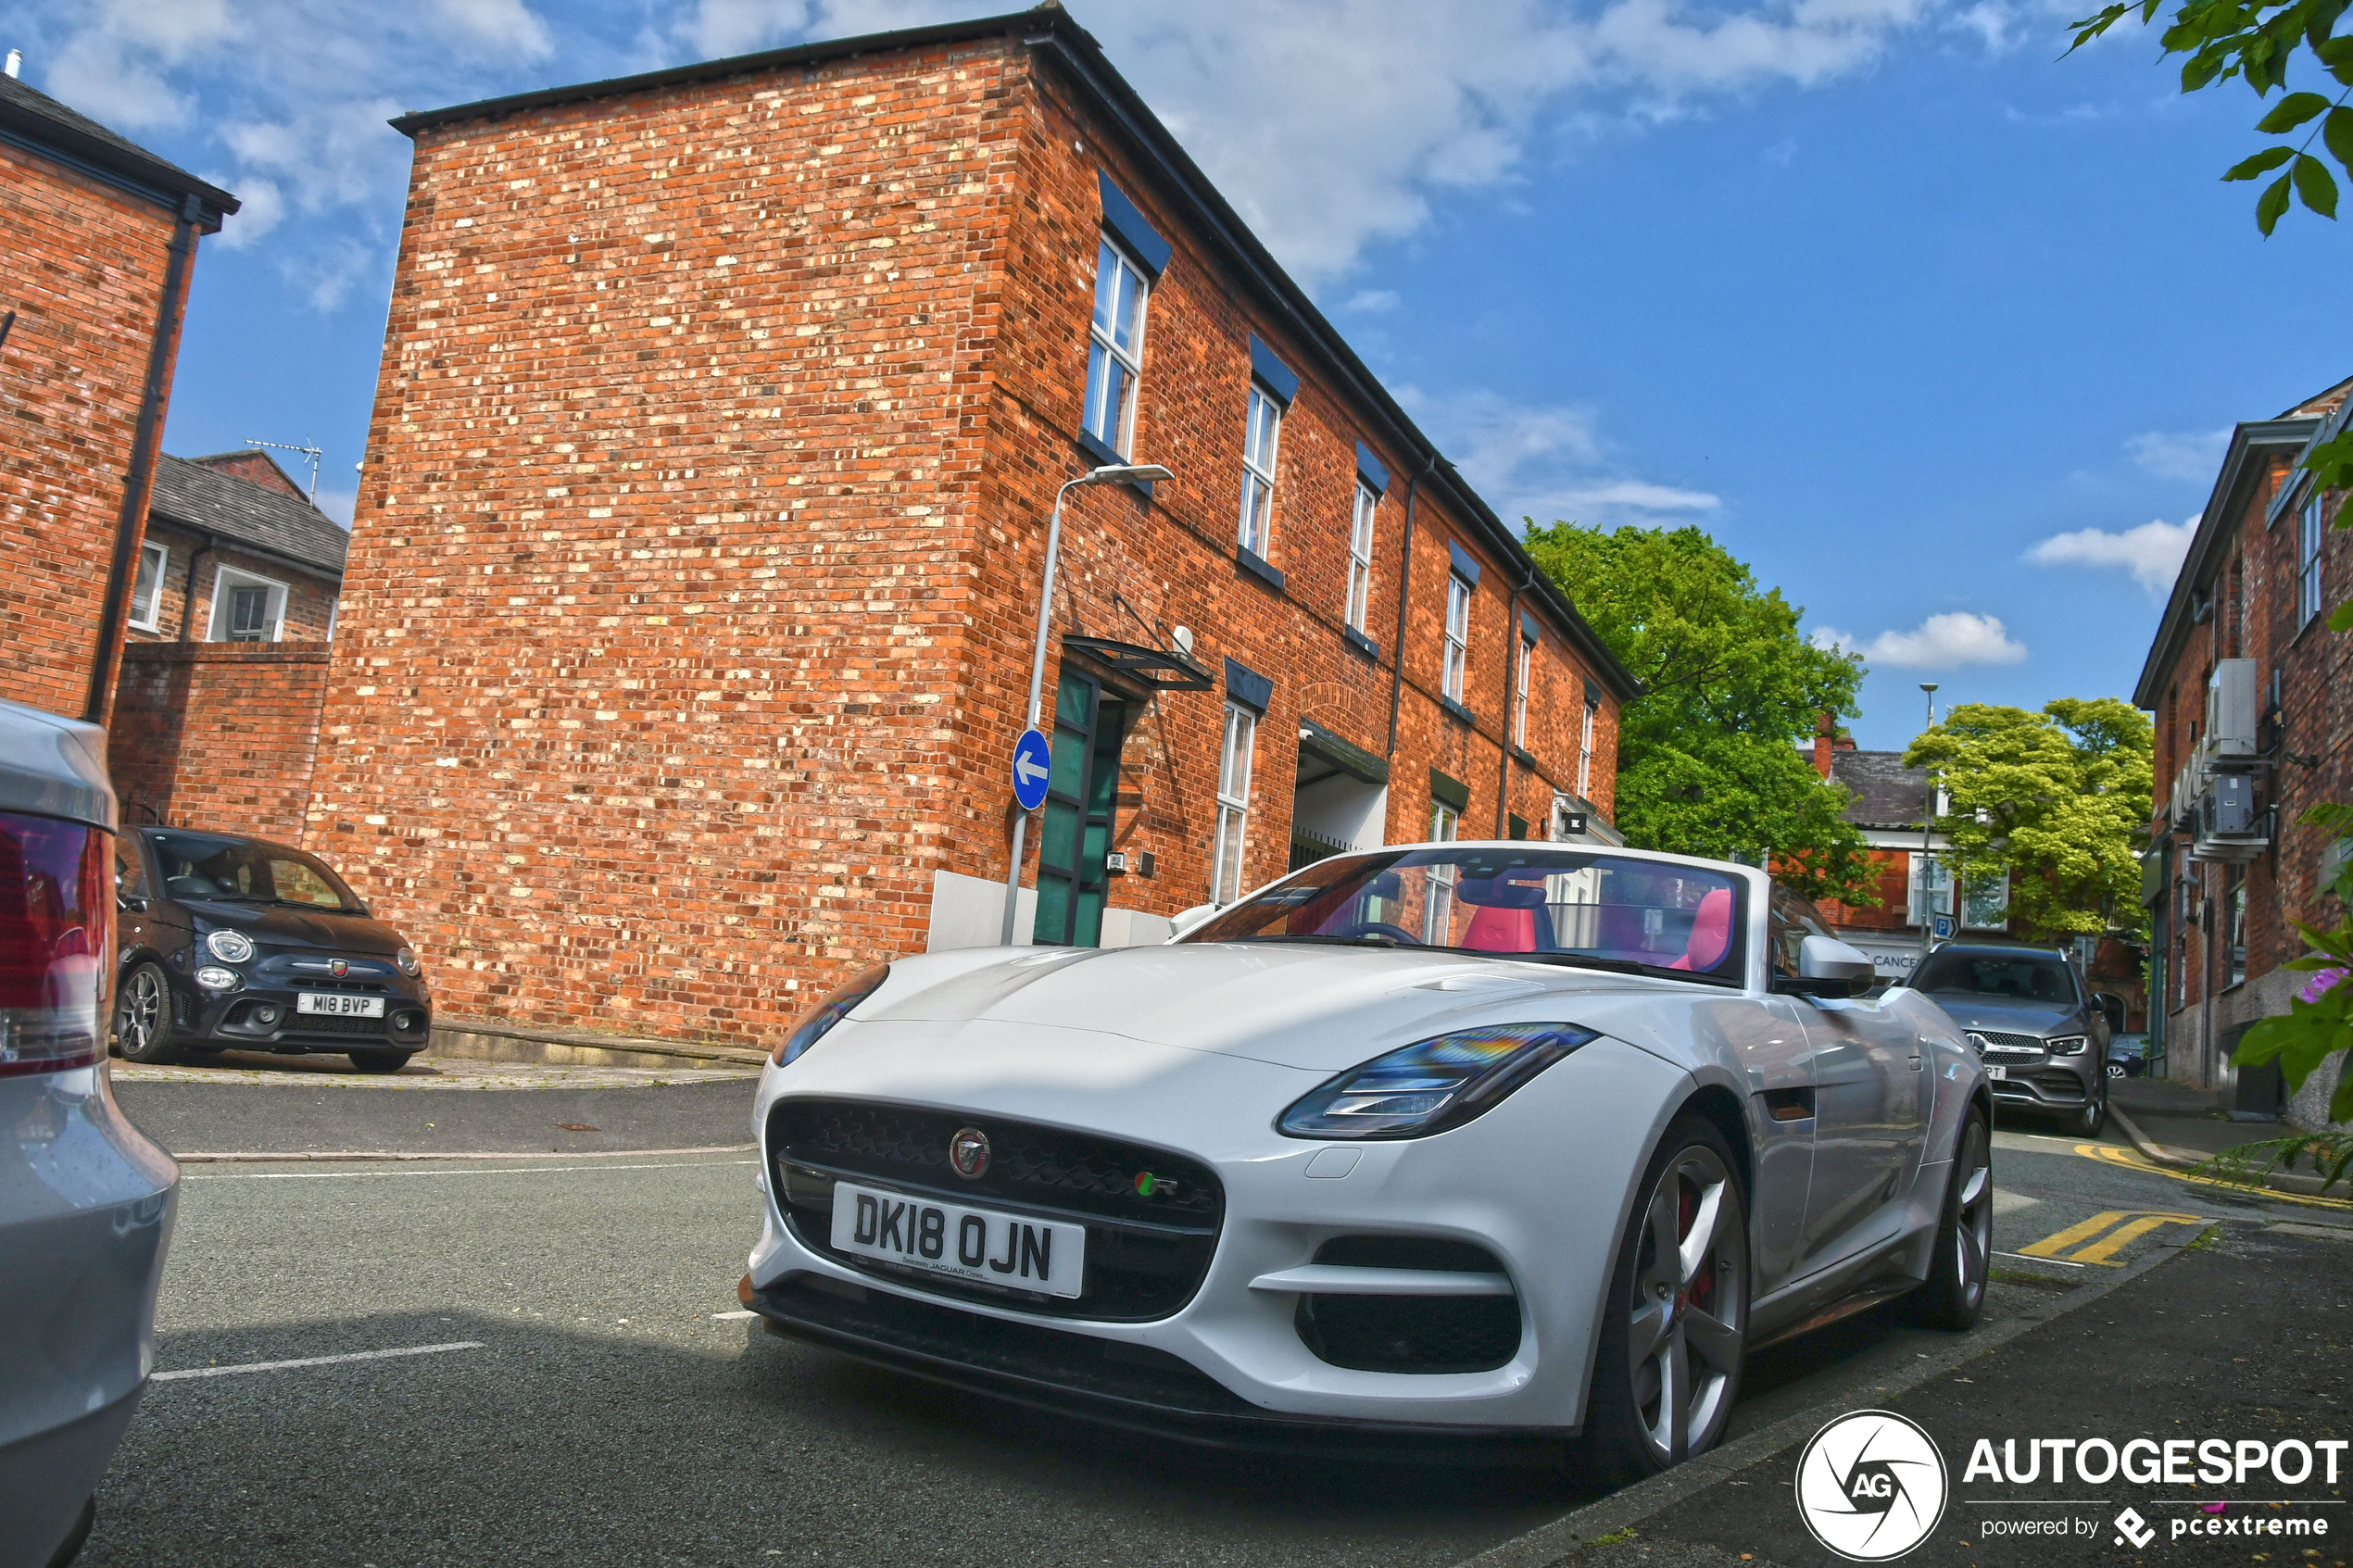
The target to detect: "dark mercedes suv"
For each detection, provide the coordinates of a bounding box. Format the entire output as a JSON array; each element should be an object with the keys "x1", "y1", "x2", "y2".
[
  {"x1": 1908, "y1": 942, "x2": 2111, "y2": 1135},
  {"x1": 112, "y1": 828, "x2": 432, "y2": 1072}
]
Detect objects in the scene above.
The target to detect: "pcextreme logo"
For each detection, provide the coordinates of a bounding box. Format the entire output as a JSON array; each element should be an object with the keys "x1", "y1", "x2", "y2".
[{"x1": 1795, "y1": 1411, "x2": 1951, "y2": 1562}]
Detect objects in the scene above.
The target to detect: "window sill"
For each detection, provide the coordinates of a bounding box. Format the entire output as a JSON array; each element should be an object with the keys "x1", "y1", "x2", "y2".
[
  {"x1": 1511, "y1": 745, "x2": 1540, "y2": 771},
  {"x1": 1235, "y1": 546, "x2": 1286, "y2": 593},
  {"x1": 1341, "y1": 625, "x2": 1379, "y2": 662},
  {"x1": 1440, "y1": 696, "x2": 1476, "y2": 728},
  {"x1": 1075, "y1": 428, "x2": 1153, "y2": 496}
]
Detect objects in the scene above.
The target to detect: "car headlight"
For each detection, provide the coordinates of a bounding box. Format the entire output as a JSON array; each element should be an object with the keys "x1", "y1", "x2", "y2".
[
  {"x1": 205, "y1": 928, "x2": 255, "y2": 963},
  {"x1": 195, "y1": 966, "x2": 241, "y2": 992},
  {"x1": 2045, "y1": 1035, "x2": 2089, "y2": 1055},
  {"x1": 396, "y1": 947, "x2": 422, "y2": 977},
  {"x1": 1278, "y1": 1023, "x2": 1600, "y2": 1140},
  {"x1": 772, "y1": 962, "x2": 891, "y2": 1067}
]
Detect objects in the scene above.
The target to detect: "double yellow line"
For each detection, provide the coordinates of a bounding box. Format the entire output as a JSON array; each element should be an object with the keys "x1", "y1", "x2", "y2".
[{"x1": 2017, "y1": 1210, "x2": 2207, "y2": 1266}]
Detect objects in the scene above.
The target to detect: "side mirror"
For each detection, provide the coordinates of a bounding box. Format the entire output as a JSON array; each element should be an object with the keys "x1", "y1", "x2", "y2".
[
  {"x1": 2095, "y1": 992, "x2": 2126, "y2": 1033},
  {"x1": 1168, "y1": 903, "x2": 1218, "y2": 939},
  {"x1": 1772, "y1": 935, "x2": 1876, "y2": 999}
]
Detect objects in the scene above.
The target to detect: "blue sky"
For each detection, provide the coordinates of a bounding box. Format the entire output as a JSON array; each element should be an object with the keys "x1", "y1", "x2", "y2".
[{"x1": 7, "y1": 0, "x2": 2342, "y2": 750}]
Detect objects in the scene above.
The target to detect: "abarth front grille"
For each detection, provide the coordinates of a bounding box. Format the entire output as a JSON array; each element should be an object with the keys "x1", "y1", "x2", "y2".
[
  {"x1": 280, "y1": 1013, "x2": 389, "y2": 1039},
  {"x1": 768, "y1": 1098, "x2": 1223, "y2": 1323}
]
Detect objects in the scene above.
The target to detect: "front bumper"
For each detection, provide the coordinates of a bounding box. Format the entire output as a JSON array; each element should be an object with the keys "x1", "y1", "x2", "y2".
[
  {"x1": 179, "y1": 973, "x2": 431, "y2": 1054},
  {"x1": 1982, "y1": 1048, "x2": 2099, "y2": 1111},
  {"x1": 745, "y1": 1024, "x2": 1692, "y2": 1440}
]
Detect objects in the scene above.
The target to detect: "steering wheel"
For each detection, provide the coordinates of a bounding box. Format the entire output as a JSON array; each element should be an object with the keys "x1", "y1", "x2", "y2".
[{"x1": 1332, "y1": 921, "x2": 1423, "y2": 946}]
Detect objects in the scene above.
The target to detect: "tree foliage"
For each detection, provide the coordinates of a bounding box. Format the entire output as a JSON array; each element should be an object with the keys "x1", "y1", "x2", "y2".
[
  {"x1": 2066, "y1": 0, "x2": 2353, "y2": 490},
  {"x1": 1901, "y1": 698, "x2": 2155, "y2": 942},
  {"x1": 1523, "y1": 521, "x2": 1878, "y2": 905}
]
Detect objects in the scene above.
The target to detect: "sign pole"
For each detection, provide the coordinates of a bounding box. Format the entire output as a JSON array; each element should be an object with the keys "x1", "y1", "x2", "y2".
[{"x1": 1001, "y1": 485, "x2": 1074, "y2": 946}]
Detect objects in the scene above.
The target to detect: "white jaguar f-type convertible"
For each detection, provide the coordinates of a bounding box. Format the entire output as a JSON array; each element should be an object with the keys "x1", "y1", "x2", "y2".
[{"x1": 739, "y1": 842, "x2": 1992, "y2": 1477}]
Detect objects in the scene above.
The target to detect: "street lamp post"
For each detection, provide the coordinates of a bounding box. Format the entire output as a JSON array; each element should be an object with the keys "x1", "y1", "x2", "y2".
[
  {"x1": 1000, "y1": 461, "x2": 1175, "y2": 946},
  {"x1": 1919, "y1": 682, "x2": 1940, "y2": 964}
]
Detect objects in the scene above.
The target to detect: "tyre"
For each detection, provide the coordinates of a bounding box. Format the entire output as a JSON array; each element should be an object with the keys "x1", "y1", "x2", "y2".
[
  {"x1": 2106, "y1": 1061, "x2": 2127, "y2": 1080},
  {"x1": 1906, "y1": 1110, "x2": 1991, "y2": 1330},
  {"x1": 347, "y1": 1050, "x2": 415, "y2": 1074},
  {"x1": 2072, "y1": 1091, "x2": 2107, "y2": 1138},
  {"x1": 1574, "y1": 1114, "x2": 1749, "y2": 1485},
  {"x1": 114, "y1": 961, "x2": 181, "y2": 1065}
]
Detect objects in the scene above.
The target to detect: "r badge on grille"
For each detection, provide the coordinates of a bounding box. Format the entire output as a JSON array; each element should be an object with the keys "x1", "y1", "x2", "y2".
[{"x1": 948, "y1": 1126, "x2": 990, "y2": 1180}]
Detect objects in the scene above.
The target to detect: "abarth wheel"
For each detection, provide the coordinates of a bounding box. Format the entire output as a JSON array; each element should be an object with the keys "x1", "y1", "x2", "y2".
[
  {"x1": 114, "y1": 961, "x2": 180, "y2": 1065},
  {"x1": 1578, "y1": 1116, "x2": 1748, "y2": 1483},
  {"x1": 1906, "y1": 1110, "x2": 1992, "y2": 1330}
]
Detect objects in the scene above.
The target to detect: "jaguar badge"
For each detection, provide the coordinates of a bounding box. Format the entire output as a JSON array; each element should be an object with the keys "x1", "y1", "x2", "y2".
[{"x1": 949, "y1": 1127, "x2": 990, "y2": 1180}]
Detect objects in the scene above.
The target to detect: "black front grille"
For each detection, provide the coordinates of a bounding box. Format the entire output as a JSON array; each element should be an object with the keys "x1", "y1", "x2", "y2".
[
  {"x1": 769, "y1": 1098, "x2": 1223, "y2": 1323},
  {"x1": 1294, "y1": 1236, "x2": 1523, "y2": 1374},
  {"x1": 283, "y1": 1013, "x2": 388, "y2": 1038}
]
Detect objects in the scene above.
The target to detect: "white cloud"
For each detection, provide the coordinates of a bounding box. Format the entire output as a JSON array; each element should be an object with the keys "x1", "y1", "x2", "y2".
[
  {"x1": 1811, "y1": 612, "x2": 2028, "y2": 668},
  {"x1": 2025, "y1": 515, "x2": 2196, "y2": 593},
  {"x1": 2125, "y1": 427, "x2": 2230, "y2": 483},
  {"x1": 1344, "y1": 289, "x2": 1401, "y2": 314},
  {"x1": 1397, "y1": 385, "x2": 1720, "y2": 524},
  {"x1": 674, "y1": 0, "x2": 1945, "y2": 283},
  {"x1": 430, "y1": 0, "x2": 553, "y2": 57}
]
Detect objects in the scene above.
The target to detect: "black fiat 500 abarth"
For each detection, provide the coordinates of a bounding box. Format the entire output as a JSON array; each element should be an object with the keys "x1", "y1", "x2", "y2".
[{"x1": 112, "y1": 827, "x2": 432, "y2": 1073}]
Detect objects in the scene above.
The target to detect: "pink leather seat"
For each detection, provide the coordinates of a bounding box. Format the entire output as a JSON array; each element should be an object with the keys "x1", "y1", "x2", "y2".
[
  {"x1": 1668, "y1": 888, "x2": 1733, "y2": 972},
  {"x1": 1461, "y1": 905, "x2": 1536, "y2": 953}
]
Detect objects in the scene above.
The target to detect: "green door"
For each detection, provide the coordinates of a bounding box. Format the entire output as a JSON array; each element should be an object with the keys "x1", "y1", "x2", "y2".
[{"x1": 1033, "y1": 671, "x2": 1126, "y2": 947}]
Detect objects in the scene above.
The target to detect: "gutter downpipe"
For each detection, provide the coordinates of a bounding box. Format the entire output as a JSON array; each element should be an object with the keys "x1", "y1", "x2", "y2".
[
  {"x1": 1387, "y1": 458, "x2": 1436, "y2": 759},
  {"x1": 1496, "y1": 567, "x2": 1532, "y2": 837},
  {"x1": 85, "y1": 193, "x2": 203, "y2": 723},
  {"x1": 178, "y1": 532, "x2": 215, "y2": 644}
]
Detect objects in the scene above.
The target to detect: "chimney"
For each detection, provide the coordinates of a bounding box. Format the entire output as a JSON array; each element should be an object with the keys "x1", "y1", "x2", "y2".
[
  {"x1": 5, "y1": 51, "x2": 21, "y2": 80},
  {"x1": 1813, "y1": 713, "x2": 1836, "y2": 779}
]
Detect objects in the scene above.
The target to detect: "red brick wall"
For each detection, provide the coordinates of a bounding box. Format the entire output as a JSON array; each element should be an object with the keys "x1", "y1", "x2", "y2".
[
  {"x1": 125, "y1": 521, "x2": 339, "y2": 644},
  {"x1": 108, "y1": 641, "x2": 331, "y2": 843},
  {"x1": 312, "y1": 34, "x2": 1621, "y2": 1046},
  {"x1": 193, "y1": 451, "x2": 307, "y2": 498},
  {"x1": 0, "y1": 144, "x2": 189, "y2": 720}
]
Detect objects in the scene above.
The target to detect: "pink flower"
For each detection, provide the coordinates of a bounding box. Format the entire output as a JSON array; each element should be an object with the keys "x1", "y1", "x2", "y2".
[{"x1": 2303, "y1": 967, "x2": 2351, "y2": 1005}]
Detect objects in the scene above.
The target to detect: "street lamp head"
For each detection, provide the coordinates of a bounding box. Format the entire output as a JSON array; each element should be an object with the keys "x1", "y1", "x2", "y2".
[
  {"x1": 1919, "y1": 682, "x2": 1939, "y2": 695},
  {"x1": 1080, "y1": 462, "x2": 1173, "y2": 486}
]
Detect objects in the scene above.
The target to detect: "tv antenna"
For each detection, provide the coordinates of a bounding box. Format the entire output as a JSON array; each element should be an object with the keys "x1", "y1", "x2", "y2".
[{"x1": 243, "y1": 437, "x2": 323, "y2": 504}]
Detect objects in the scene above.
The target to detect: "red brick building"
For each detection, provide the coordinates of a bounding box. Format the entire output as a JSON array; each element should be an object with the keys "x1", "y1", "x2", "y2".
[
  {"x1": 2137, "y1": 378, "x2": 2352, "y2": 1116},
  {"x1": 107, "y1": 450, "x2": 350, "y2": 840},
  {"x1": 0, "y1": 69, "x2": 235, "y2": 722},
  {"x1": 313, "y1": 7, "x2": 1636, "y2": 1047}
]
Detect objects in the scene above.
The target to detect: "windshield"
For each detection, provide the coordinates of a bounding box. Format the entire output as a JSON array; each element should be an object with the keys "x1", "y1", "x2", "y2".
[
  {"x1": 146, "y1": 831, "x2": 364, "y2": 913},
  {"x1": 1911, "y1": 948, "x2": 2076, "y2": 1005},
  {"x1": 1182, "y1": 847, "x2": 1745, "y2": 983}
]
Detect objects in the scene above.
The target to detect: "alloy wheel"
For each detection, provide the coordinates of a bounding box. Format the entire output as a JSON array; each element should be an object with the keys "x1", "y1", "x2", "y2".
[
  {"x1": 1952, "y1": 1117, "x2": 1993, "y2": 1314},
  {"x1": 118, "y1": 968, "x2": 163, "y2": 1056},
  {"x1": 1626, "y1": 1143, "x2": 1746, "y2": 1466}
]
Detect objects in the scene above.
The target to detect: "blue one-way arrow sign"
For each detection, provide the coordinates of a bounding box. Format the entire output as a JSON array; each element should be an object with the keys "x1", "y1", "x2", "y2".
[{"x1": 1011, "y1": 727, "x2": 1052, "y2": 811}]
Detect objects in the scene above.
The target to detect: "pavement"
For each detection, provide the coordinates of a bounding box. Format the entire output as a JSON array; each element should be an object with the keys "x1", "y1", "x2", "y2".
[{"x1": 77, "y1": 1076, "x2": 2353, "y2": 1568}]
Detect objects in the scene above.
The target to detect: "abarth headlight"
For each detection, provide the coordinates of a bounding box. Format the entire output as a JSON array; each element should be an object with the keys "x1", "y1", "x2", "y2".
[
  {"x1": 395, "y1": 947, "x2": 422, "y2": 977},
  {"x1": 1278, "y1": 1022, "x2": 1601, "y2": 1140},
  {"x1": 205, "y1": 928, "x2": 255, "y2": 963},
  {"x1": 772, "y1": 962, "x2": 891, "y2": 1067},
  {"x1": 2045, "y1": 1035, "x2": 2089, "y2": 1055}
]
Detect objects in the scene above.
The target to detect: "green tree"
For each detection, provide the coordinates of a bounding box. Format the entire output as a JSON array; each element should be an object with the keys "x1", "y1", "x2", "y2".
[
  {"x1": 1901, "y1": 699, "x2": 2155, "y2": 943},
  {"x1": 1523, "y1": 521, "x2": 1878, "y2": 906},
  {"x1": 2066, "y1": 0, "x2": 2353, "y2": 493}
]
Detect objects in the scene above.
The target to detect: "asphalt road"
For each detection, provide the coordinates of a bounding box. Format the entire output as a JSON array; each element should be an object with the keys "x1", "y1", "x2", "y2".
[{"x1": 79, "y1": 1090, "x2": 2348, "y2": 1568}]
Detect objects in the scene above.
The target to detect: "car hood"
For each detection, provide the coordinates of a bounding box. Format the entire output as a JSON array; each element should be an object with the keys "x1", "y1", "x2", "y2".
[
  {"x1": 182, "y1": 898, "x2": 408, "y2": 956},
  {"x1": 1921, "y1": 994, "x2": 2081, "y2": 1037},
  {"x1": 858, "y1": 941, "x2": 1692, "y2": 1073}
]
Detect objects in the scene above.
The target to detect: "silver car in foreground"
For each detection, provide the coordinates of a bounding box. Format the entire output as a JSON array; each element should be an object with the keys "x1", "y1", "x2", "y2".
[{"x1": 0, "y1": 698, "x2": 177, "y2": 1568}]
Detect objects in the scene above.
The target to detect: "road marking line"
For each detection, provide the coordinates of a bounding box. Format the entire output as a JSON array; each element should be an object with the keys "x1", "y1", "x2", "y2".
[
  {"x1": 2068, "y1": 1213, "x2": 2205, "y2": 1265},
  {"x1": 711, "y1": 1310, "x2": 756, "y2": 1321},
  {"x1": 186, "y1": 1160, "x2": 755, "y2": 1182},
  {"x1": 2019, "y1": 1211, "x2": 2131, "y2": 1258},
  {"x1": 1994, "y1": 1250, "x2": 2085, "y2": 1268},
  {"x1": 2073, "y1": 1143, "x2": 2353, "y2": 1211},
  {"x1": 152, "y1": 1341, "x2": 484, "y2": 1382}
]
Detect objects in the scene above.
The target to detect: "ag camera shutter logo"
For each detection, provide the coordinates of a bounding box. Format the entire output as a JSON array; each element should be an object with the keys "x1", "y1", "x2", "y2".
[{"x1": 1795, "y1": 1411, "x2": 1949, "y2": 1562}]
